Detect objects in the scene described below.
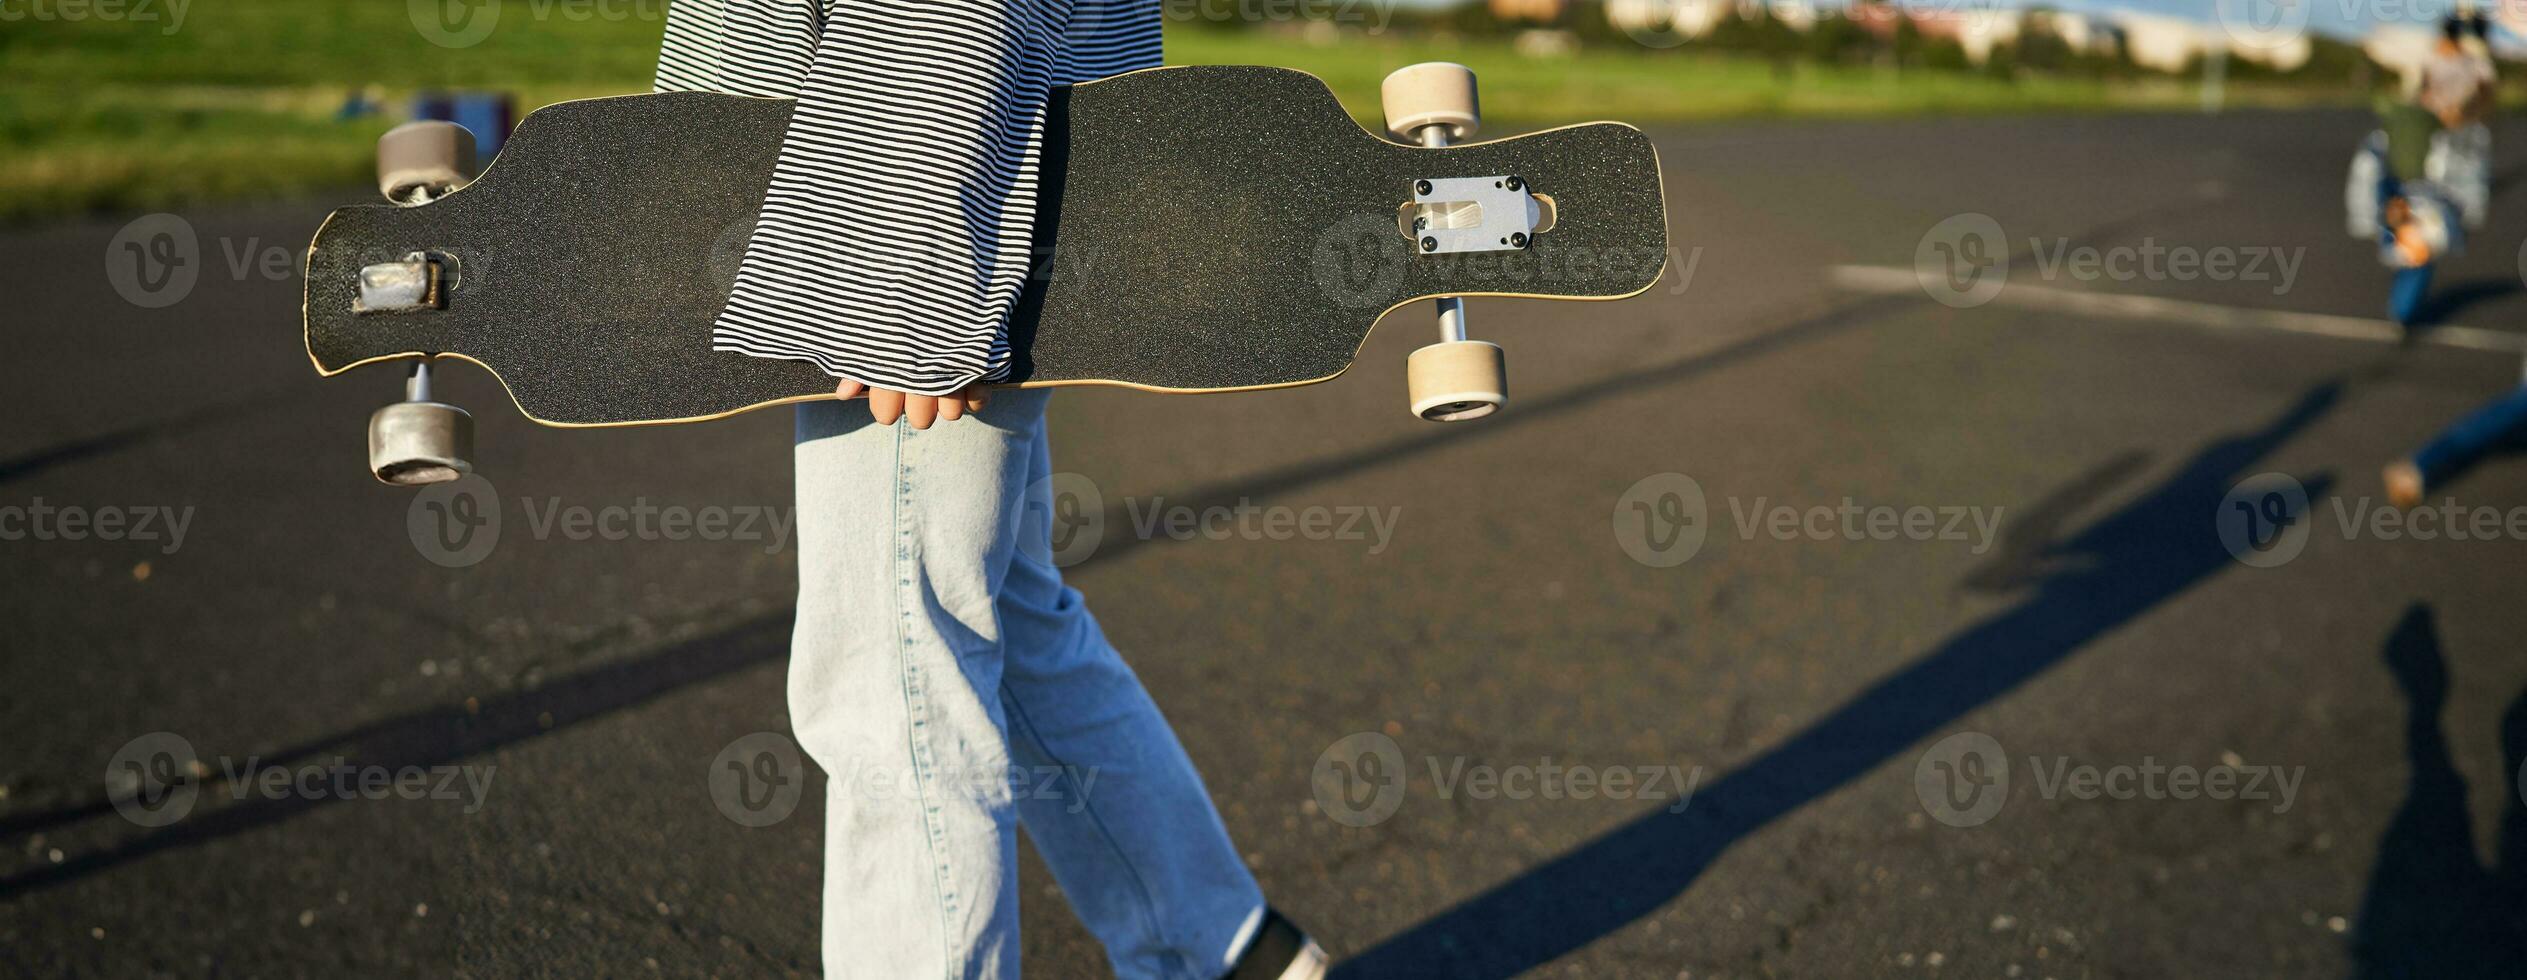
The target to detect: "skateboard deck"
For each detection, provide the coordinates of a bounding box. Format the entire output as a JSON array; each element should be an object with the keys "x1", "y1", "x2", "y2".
[{"x1": 305, "y1": 65, "x2": 1668, "y2": 426}]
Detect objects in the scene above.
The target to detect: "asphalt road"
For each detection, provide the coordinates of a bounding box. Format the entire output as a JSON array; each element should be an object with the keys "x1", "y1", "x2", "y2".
[{"x1": 6, "y1": 108, "x2": 2527, "y2": 979}]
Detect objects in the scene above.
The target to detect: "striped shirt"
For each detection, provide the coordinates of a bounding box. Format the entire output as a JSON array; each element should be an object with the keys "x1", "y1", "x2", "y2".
[{"x1": 654, "y1": 0, "x2": 1162, "y2": 395}]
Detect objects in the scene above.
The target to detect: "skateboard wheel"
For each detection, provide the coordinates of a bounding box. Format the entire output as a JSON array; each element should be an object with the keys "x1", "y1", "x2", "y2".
[
  {"x1": 1408, "y1": 340, "x2": 1506, "y2": 422},
  {"x1": 1381, "y1": 63, "x2": 1479, "y2": 143},
  {"x1": 369, "y1": 399, "x2": 475, "y2": 485},
  {"x1": 378, "y1": 121, "x2": 477, "y2": 205}
]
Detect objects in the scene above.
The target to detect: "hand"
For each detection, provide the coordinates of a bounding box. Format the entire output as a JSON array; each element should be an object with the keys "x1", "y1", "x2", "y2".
[{"x1": 835, "y1": 379, "x2": 991, "y2": 429}]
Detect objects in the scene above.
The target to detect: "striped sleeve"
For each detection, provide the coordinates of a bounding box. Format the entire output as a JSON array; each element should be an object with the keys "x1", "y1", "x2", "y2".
[{"x1": 656, "y1": 0, "x2": 1162, "y2": 395}]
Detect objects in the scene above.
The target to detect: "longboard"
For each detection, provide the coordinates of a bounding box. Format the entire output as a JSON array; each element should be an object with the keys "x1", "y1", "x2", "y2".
[{"x1": 305, "y1": 65, "x2": 1668, "y2": 427}]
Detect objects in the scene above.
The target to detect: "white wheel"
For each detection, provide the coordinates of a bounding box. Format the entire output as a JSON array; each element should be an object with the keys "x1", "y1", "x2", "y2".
[
  {"x1": 378, "y1": 121, "x2": 477, "y2": 205},
  {"x1": 1381, "y1": 62, "x2": 1479, "y2": 143},
  {"x1": 369, "y1": 398, "x2": 475, "y2": 485},
  {"x1": 1407, "y1": 340, "x2": 1506, "y2": 422}
]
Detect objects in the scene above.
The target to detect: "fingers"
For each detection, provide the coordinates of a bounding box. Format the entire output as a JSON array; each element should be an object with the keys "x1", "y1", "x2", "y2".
[{"x1": 861, "y1": 384, "x2": 988, "y2": 428}]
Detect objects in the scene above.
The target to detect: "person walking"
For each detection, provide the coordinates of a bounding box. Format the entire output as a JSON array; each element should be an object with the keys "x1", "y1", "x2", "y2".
[{"x1": 653, "y1": 3, "x2": 1326, "y2": 977}]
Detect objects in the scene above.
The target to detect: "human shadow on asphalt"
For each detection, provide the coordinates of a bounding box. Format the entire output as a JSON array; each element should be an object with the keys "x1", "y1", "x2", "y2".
[
  {"x1": 1077, "y1": 292, "x2": 1913, "y2": 568},
  {"x1": 0, "y1": 612, "x2": 793, "y2": 898},
  {"x1": 2349, "y1": 604, "x2": 2527, "y2": 979},
  {"x1": 0, "y1": 393, "x2": 287, "y2": 486},
  {"x1": 0, "y1": 278, "x2": 1940, "y2": 899},
  {"x1": 1077, "y1": 202, "x2": 2221, "y2": 570},
  {"x1": 1956, "y1": 449, "x2": 2153, "y2": 594},
  {"x1": 1335, "y1": 380, "x2": 2343, "y2": 978},
  {"x1": 2486, "y1": 157, "x2": 2527, "y2": 198},
  {"x1": 2403, "y1": 277, "x2": 2525, "y2": 330}
]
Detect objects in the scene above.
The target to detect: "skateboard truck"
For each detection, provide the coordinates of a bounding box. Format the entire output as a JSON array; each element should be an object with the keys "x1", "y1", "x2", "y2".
[
  {"x1": 1404, "y1": 176, "x2": 1550, "y2": 255},
  {"x1": 355, "y1": 252, "x2": 451, "y2": 313},
  {"x1": 1384, "y1": 63, "x2": 1509, "y2": 422},
  {"x1": 362, "y1": 122, "x2": 480, "y2": 485}
]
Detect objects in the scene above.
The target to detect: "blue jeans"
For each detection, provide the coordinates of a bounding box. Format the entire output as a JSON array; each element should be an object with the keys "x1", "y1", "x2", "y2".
[
  {"x1": 2412, "y1": 384, "x2": 2527, "y2": 485},
  {"x1": 789, "y1": 390, "x2": 1264, "y2": 979}
]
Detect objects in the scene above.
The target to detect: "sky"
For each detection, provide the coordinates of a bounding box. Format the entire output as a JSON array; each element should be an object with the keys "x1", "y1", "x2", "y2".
[
  {"x1": 2059, "y1": 0, "x2": 2498, "y2": 40},
  {"x1": 1392, "y1": 0, "x2": 2516, "y2": 43}
]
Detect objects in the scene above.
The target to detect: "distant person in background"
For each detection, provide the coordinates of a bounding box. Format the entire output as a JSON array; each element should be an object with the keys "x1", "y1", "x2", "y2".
[
  {"x1": 2415, "y1": 13, "x2": 2496, "y2": 131},
  {"x1": 2378, "y1": 10, "x2": 2515, "y2": 506},
  {"x1": 2368, "y1": 14, "x2": 2496, "y2": 268}
]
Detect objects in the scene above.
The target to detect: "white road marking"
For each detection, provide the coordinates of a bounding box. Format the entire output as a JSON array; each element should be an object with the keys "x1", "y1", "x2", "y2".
[{"x1": 1829, "y1": 264, "x2": 2527, "y2": 355}]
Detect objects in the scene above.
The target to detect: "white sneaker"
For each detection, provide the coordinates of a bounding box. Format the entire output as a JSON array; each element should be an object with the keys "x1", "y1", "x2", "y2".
[{"x1": 1223, "y1": 909, "x2": 1327, "y2": 980}]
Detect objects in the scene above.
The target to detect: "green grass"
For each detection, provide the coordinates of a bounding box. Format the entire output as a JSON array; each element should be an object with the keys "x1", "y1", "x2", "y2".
[
  {"x1": 1169, "y1": 29, "x2": 2336, "y2": 126},
  {"x1": 1, "y1": 0, "x2": 666, "y2": 221},
  {"x1": 0, "y1": 3, "x2": 2350, "y2": 223}
]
